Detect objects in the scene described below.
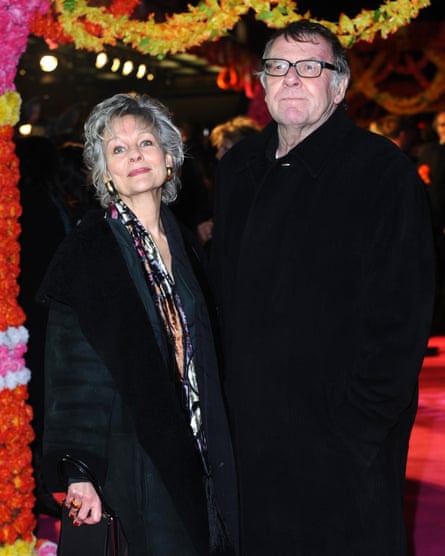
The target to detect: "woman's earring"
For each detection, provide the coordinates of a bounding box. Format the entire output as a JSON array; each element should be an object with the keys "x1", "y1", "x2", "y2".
[
  {"x1": 166, "y1": 166, "x2": 173, "y2": 181},
  {"x1": 105, "y1": 179, "x2": 116, "y2": 195}
]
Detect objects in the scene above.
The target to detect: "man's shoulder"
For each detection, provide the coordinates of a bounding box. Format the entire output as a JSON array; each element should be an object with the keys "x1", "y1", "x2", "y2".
[{"x1": 344, "y1": 118, "x2": 408, "y2": 160}]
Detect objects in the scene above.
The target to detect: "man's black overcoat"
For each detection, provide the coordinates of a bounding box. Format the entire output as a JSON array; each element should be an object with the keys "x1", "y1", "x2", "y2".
[{"x1": 211, "y1": 107, "x2": 434, "y2": 556}]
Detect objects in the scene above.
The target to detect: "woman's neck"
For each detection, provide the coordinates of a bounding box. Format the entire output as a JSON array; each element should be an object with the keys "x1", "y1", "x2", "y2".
[{"x1": 121, "y1": 192, "x2": 163, "y2": 236}]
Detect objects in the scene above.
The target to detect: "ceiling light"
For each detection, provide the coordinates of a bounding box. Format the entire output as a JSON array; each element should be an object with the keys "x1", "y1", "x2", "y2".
[
  {"x1": 146, "y1": 72, "x2": 155, "y2": 81},
  {"x1": 96, "y1": 52, "x2": 108, "y2": 69},
  {"x1": 122, "y1": 60, "x2": 134, "y2": 76},
  {"x1": 136, "y1": 64, "x2": 147, "y2": 79},
  {"x1": 40, "y1": 55, "x2": 58, "y2": 72},
  {"x1": 111, "y1": 58, "x2": 121, "y2": 72},
  {"x1": 18, "y1": 124, "x2": 33, "y2": 136}
]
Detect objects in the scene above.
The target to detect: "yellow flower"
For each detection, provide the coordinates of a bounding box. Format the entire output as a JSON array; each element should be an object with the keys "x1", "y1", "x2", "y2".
[
  {"x1": 0, "y1": 93, "x2": 21, "y2": 128},
  {"x1": 0, "y1": 538, "x2": 36, "y2": 556},
  {"x1": 32, "y1": 0, "x2": 431, "y2": 55}
]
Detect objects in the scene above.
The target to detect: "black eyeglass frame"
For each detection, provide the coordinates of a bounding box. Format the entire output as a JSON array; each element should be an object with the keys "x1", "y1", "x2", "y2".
[{"x1": 262, "y1": 58, "x2": 339, "y2": 78}]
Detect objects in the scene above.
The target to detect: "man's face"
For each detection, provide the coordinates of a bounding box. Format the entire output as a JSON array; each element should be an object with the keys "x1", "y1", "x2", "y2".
[
  {"x1": 435, "y1": 112, "x2": 445, "y2": 144},
  {"x1": 263, "y1": 34, "x2": 347, "y2": 135}
]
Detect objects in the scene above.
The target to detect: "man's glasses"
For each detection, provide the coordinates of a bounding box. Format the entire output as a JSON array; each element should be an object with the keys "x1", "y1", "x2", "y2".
[{"x1": 262, "y1": 58, "x2": 339, "y2": 78}]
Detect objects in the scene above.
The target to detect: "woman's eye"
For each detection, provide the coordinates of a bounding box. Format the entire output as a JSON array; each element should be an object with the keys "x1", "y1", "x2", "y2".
[
  {"x1": 141, "y1": 139, "x2": 153, "y2": 147},
  {"x1": 113, "y1": 146, "x2": 125, "y2": 154}
]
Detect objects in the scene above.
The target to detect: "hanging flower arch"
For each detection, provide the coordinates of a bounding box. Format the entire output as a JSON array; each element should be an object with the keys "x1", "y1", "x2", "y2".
[
  {"x1": 30, "y1": 0, "x2": 431, "y2": 55},
  {"x1": 0, "y1": 1, "x2": 431, "y2": 555}
]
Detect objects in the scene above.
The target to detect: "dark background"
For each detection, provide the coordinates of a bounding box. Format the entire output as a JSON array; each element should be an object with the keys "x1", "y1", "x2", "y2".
[{"x1": 15, "y1": 1, "x2": 445, "y2": 140}]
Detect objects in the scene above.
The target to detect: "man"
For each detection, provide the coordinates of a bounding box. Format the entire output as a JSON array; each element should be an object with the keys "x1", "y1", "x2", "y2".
[
  {"x1": 418, "y1": 110, "x2": 445, "y2": 334},
  {"x1": 211, "y1": 20, "x2": 434, "y2": 556},
  {"x1": 210, "y1": 115, "x2": 263, "y2": 161},
  {"x1": 374, "y1": 113, "x2": 416, "y2": 159}
]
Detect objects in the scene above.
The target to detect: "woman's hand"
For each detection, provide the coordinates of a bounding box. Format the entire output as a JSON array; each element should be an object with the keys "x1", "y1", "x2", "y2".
[
  {"x1": 197, "y1": 218, "x2": 214, "y2": 245},
  {"x1": 66, "y1": 481, "x2": 103, "y2": 525}
]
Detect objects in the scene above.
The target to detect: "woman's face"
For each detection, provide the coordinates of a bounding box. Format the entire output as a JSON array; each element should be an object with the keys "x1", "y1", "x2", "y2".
[{"x1": 103, "y1": 114, "x2": 172, "y2": 203}]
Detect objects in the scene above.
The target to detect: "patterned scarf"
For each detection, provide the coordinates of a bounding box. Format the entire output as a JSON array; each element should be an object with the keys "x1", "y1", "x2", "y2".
[
  {"x1": 106, "y1": 199, "x2": 208, "y2": 471},
  {"x1": 107, "y1": 199, "x2": 229, "y2": 551}
]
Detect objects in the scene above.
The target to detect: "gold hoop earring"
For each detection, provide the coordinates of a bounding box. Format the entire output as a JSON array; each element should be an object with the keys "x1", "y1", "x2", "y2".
[
  {"x1": 166, "y1": 166, "x2": 173, "y2": 181},
  {"x1": 105, "y1": 180, "x2": 116, "y2": 195}
]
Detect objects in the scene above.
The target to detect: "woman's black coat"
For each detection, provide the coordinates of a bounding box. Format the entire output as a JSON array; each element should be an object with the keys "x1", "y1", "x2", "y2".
[
  {"x1": 211, "y1": 107, "x2": 435, "y2": 556},
  {"x1": 39, "y1": 206, "x2": 238, "y2": 555}
]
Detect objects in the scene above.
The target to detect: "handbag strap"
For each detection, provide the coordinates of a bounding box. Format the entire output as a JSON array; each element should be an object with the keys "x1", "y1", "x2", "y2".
[{"x1": 59, "y1": 454, "x2": 114, "y2": 516}]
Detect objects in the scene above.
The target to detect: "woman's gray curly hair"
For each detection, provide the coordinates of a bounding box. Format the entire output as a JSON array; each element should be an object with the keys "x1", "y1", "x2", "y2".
[{"x1": 83, "y1": 92, "x2": 184, "y2": 207}]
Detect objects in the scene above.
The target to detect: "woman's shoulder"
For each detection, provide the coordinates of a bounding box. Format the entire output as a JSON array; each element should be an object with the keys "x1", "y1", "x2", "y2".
[
  {"x1": 70, "y1": 207, "x2": 106, "y2": 236},
  {"x1": 37, "y1": 208, "x2": 112, "y2": 304}
]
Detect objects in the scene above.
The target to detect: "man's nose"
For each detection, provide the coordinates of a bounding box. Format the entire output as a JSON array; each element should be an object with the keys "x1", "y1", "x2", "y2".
[{"x1": 284, "y1": 65, "x2": 301, "y2": 83}]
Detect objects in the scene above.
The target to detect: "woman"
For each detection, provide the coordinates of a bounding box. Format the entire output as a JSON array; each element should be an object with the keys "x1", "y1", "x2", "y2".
[{"x1": 39, "y1": 93, "x2": 238, "y2": 555}]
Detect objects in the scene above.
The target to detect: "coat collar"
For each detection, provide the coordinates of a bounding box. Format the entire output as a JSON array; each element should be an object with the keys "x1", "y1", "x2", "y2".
[
  {"x1": 228, "y1": 106, "x2": 354, "y2": 180},
  {"x1": 269, "y1": 107, "x2": 354, "y2": 177}
]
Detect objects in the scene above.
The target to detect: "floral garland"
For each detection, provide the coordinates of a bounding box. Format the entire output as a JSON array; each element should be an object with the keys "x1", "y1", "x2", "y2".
[
  {"x1": 0, "y1": 0, "x2": 50, "y2": 554},
  {"x1": 30, "y1": 0, "x2": 431, "y2": 56},
  {"x1": 27, "y1": 0, "x2": 433, "y2": 102},
  {"x1": 0, "y1": 122, "x2": 36, "y2": 556}
]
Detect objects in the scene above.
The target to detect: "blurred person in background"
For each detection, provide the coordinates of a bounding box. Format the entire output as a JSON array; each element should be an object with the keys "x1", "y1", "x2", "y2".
[
  {"x1": 209, "y1": 116, "x2": 263, "y2": 161},
  {"x1": 197, "y1": 116, "x2": 263, "y2": 249},
  {"x1": 58, "y1": 141, "x2": 98, "y2": 226},
  {"x1": 170, "y1": 122, "x2": 213, "y2": 245},
  {"x1": 418, "y1": 110, "x2": 445, "y2": 335}
]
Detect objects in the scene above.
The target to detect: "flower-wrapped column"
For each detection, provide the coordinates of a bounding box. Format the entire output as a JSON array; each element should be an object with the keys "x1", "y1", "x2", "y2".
[
  {"x1": 0, "y1": 98, "x2": 36, "y2": 556},
  {"x1": 0, "y1": 2, "x2": 49, "y2": 555}
]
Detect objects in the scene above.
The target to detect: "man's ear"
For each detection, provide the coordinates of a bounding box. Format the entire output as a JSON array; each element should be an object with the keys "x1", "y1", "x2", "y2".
[{"x1": 334, "y1": 76, "x2": 349, "y2": 105}]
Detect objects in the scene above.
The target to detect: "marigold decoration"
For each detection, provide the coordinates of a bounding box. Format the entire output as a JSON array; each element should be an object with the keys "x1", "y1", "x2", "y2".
[
  {"x1": 0, "y1": 1, "x2": 432, "y2": 555},
  {"x1": 0, "y1": 0, "x2": 49, "y2": 554},
  {"x1": 28, "y1": 0, "x2": 432, "y2": 102},
  {"x1": 30, "y1": 0, "x2": 430, "y2": 56},
  {"x1": 0, "y1": 92, "x2": 21, "y2": 128},
  {"x1": 0, "y1": 331, "x2": 35, "y2": 556}
]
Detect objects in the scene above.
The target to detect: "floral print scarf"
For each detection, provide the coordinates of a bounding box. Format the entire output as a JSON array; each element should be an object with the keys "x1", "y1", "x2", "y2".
[
  {"x1": 107, "y1": 199, "x2": 228, "y2": 550},
  {"x1": 106, "y1": 199, "x2": 208, "y2": 470}
]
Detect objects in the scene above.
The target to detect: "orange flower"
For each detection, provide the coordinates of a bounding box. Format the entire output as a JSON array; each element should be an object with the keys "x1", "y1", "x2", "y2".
[
  {"x1": 418, "y1": 163, "x2": 431, "y2": 185},
  {"x1": 0, "y1": 386, "x2": 35, "y2": 546}
]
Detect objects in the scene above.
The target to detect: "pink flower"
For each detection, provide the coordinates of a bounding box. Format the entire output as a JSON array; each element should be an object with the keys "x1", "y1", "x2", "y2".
[
  {"x1": 37, "y1": 540, "x2": 58, "y2": 556},
  {"x1": 0, "y1": 0, "x2": 50, "y2": 94}
]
